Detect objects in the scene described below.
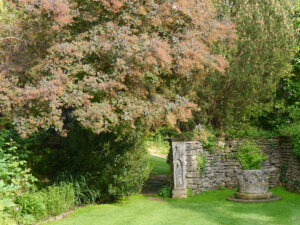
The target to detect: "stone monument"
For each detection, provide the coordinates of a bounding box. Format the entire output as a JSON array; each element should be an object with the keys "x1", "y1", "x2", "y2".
[
  {"x1": 227, "y1": 169, "x2": 281, "y2": 203},
  {"x1": 171, "y1": 141, "x2": 187, "y2": 198}
]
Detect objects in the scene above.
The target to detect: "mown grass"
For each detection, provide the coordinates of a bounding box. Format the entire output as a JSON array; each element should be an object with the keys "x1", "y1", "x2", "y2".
[
  {"x1": 149, "y1": 155, "x2": 169, "y2": 175},
  {"x1": 48, "y1": 187, "x2": 300, "y2": 225}
]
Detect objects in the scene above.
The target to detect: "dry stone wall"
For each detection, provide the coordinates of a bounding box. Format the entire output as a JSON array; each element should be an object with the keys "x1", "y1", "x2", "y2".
[
  {"x1": 279, "y1": 138, "x2": 300, "y2": 192},
  {"x1": 170, "y1": 137, "x2": 300, "y2": 195}
]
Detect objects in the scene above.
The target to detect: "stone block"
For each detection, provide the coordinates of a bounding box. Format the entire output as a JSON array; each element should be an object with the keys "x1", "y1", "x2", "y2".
[
  {"x1": 185, "y1": 150, "x2": 194, "y2": 156},
  {"x1": 187, "y1": 184, "x2": 197, "y2": 190},
  {"x1": 186, "y1": 155, "x2": 196, "y2": 161},
  {"x1": 172, "y1": 189, "x2": 187, "y2": 199}
]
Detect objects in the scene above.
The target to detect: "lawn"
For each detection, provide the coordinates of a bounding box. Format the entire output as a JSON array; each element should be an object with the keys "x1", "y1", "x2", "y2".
[
  {"x1": 149, "y1": 155, "x2": 170, "y2": 175},
  {"x1": 48, "y1": 187, "x2": 300, "y2": 225}
]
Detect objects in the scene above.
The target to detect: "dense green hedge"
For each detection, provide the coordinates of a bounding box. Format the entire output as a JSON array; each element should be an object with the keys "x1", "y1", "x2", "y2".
[
  {"x1": 29, "y1": 123, "x2": 150, "y2": 203},
  {"x1": 0, "y1": 124, "x2": 150, "y2": 224}
]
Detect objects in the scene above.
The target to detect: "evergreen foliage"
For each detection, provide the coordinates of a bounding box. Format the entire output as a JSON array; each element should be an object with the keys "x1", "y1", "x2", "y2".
[
  {"x1": 195, "y1": 0, "x2": 296, "y2": 130},
  {"x1": 28, "y1": 123, "x2": 151, "y2": 202}
]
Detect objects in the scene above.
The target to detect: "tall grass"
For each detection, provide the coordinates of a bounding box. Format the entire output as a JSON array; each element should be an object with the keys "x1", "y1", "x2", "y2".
[{"x1": 55, "y1": 172, "x2": 101, "y2": 204}]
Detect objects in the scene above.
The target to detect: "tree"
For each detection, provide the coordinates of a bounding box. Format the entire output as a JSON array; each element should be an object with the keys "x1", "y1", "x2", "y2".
[
  {"x1": 259, "y1": 5, "x2": 299, "y2": 157},
  {"x1": 0, "y1": 0, "x2": 235, "y2": 137},
  {"x1": 194, "y1": 0, "x2": 296, "y2": 131},
  {"x1": 267, "y1": 5, "x2": 299, "y2": 128}
]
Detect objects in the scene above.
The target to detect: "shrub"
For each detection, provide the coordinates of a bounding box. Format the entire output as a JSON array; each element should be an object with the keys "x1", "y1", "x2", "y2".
[
  {"x1": 236, "y1": 140, "x2": 268, "y2": 170},
  {"x1": 159, "y1": 184, "x2": 172, "y2": 198},
  {"x1": 17, "y1": 214, "x2": 35, "y2": 225},
  {"x1": 56, "y1": 173, "x2": 101, "y2": 205},
  {"x1": 44, "y1": 182, "x2": 75, "y2": 216},
  {"x1": 0, "y1": 129, "x2": 37, "y2": 192},
  {"x1": 225, "y1": 125, "x2": 274, "y2": 139},
  {"x1": 0, "y1": 216, "x2": 17, "y2": 225},
  {"x1": 0, "y1": 180, "x2": 17, "y2": 218},
  {"x1": 194, "y1": 125, "x2": 216, "y2": 151},
  {"x1": 16, "y1": 182, "x2": 76, "y2": 223},
  {"x1": 101, "y1": 140, "x2": 151, "y2": 201},
  {"x1": 0, "y1": 128, "x2": 37, "y2": 224},
  {"x1": 29, "y1": 123, "x2": 151, "y2": 203},
  {"x1": 0, "y1": 186, "x2": 17, "y2": 225},
  {"x1": 196, "y1": 154, "x2": 207, "y2": 175},
  {"x1": 16, "y1": 191, "x2": 47, "y2": 221},
  {"x1": 153, "y1": 126, "x2": 180, "y2": 140}
]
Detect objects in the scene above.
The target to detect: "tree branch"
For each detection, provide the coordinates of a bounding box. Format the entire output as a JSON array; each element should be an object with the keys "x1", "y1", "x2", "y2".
[{"x1": 0, "y1": 36, "x2": 22, "y2": 42}]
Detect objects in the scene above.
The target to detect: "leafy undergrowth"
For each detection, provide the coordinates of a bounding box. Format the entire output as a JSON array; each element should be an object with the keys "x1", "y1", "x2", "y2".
[
  {"x1": 48, "y1": 187, "x2": 300, "y2": 225},
  {"x1": 149, "y1": 155, "x2": 170, "y2": 175}
]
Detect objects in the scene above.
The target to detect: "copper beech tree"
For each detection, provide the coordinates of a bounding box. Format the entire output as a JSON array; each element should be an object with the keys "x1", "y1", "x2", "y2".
[{"x1": 0, "y1": 0, "x2": 235, "y2": 137}]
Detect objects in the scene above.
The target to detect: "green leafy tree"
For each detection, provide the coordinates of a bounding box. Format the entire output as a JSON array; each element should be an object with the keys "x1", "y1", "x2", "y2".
[
  {"x1": 194, "y1": 0, "x2": 296, "y2": 131},
  {"x1": 261, "y1": 5, "x2": 300, "y2": 157}
]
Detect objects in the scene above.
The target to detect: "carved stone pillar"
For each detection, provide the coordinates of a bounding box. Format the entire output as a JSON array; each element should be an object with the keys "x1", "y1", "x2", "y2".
[{"x1": 171, "y1": 141, "x2": 187, "y2": 198}]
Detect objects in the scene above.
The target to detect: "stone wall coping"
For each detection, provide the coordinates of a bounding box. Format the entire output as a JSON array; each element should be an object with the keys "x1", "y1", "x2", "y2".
[
  {"x1": 225, "y1": 136, "x2": 291, "y2": 141},
  {"x1": 167, "y1": 136, "x2": 290, "y2": 143},
  {"x1": 166, "y1": 138, "x2": 200, "y2": 142}
]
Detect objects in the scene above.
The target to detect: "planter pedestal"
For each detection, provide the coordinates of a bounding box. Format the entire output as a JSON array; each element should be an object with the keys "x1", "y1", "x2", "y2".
[
  {"x1": 234, "y1": 192, "x2": 272, "y2": 200},
  {"x1": 172, "y1": 189, "x2": 187, "y2": 199},
  {"x1": 227, "y1": 170, "x2": 281, "y2": 203}
]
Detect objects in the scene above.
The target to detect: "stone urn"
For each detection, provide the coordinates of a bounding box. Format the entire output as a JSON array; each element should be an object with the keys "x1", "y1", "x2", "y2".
[
  {"x1": 227, "y1": 169, "x2": 281, "y2": 202},
  {"x1": 236, "y1": 169, "x2": 271, "y2": 199}
]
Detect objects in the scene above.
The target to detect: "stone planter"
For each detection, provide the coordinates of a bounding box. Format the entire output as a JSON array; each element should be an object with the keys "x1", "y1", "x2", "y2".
[
  {"x1": 237, "y1": 169, "x2": 269, "y2": 195},
  {"x1": 227, "y1": 169, "x2": 281, "y2": 202}
]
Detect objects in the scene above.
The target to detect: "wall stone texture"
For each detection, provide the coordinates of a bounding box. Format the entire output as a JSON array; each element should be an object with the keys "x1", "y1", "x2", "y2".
[{"x1": 171, "y1": 137, "x2": 300, "y2": 194}]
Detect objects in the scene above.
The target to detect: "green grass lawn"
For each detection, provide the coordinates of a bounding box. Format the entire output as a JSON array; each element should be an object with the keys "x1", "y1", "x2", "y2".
[
  {"x1": 149, "y1": 155, "x2": 169, "y2": 175},
  {"x1": 48, "y1": 187, "x2": 300, "y2": 225}
]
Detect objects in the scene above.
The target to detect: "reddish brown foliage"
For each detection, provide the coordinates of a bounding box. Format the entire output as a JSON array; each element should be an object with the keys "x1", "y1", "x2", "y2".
[{"x1": 0, "y1": 0, "x2": 235, "y2": 136}]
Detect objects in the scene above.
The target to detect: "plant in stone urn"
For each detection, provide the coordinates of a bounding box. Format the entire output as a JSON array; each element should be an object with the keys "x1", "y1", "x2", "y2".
[
  {"x1": 236, "y1": 140, "x2": 268, "y2": 170},
  {"x1": 227, "y1": 140, "x2": 281, "y2": 202}
]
